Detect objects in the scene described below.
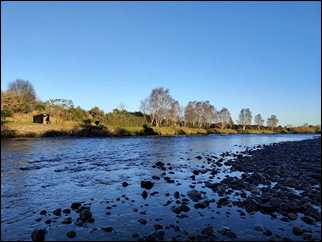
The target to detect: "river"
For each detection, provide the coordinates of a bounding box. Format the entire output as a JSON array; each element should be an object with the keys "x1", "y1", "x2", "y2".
[{"x1": 1, "y1": 134, "x2": 320, "y2": 241}]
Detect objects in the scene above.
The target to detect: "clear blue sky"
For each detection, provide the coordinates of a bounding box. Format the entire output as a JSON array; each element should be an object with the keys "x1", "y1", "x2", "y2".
[{"x1": 1, "y1": 2, "x2": 321, "y2": 126}]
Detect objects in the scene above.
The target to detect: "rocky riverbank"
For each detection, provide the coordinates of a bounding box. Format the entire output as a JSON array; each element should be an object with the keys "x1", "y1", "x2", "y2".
[{"x1": 27, "y1": 137, "x2": 321, "y2": 241}]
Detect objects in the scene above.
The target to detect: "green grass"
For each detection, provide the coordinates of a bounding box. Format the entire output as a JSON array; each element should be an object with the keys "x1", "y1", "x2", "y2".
[
  {"x1": 2, "y1": 121, "x2": 319, "y2": 138},
  {"x1": 207, "y1": 128, "x2": 238, "y2": 134},
  {"x1": 240, "y1": 129, "x2": 275, "y2": 134},
  {"x1": 152, "y1": 127, "x2": 208, "y2": 136}
]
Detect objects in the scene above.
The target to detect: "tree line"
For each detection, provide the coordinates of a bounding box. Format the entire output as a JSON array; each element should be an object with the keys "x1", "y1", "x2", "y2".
[
  {"x1": 1, "y1": 79, "x2": 280, "y2": 130},
  {"x1": 140, "y1": 87, "x2": 279, "y2": 130}
]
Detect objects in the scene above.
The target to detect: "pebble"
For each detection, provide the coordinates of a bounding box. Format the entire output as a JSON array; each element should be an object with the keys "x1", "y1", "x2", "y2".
[
  {"x1": 66, "y1": 230, "x2": 76, "y2": 238},
  {"x1": 31, "y1": 229, "x2": 46, "y2": 242}
]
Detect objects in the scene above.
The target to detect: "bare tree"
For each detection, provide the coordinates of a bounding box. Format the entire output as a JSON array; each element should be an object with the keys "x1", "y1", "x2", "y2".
[
  {"x1": 184, "y1": 101, "x2": 195, "y2": 127},
  {"x1": 168, "y1": 100, "x2": 180, "y2": 126},
  {"x1": 140, "y1": 98, "x2": 151, "y2": 124},
  {"x1": 178, "y1": 105, "x2": 185, "y2": 126},
  {"x1": 254, "y1": 113, "x2": 264, "y2": 130},
  {"x1": 238, "y1": 108, "x2": 252, "y2": 130},
  {"x1": 7, "y1": 79, "x2": 37, "y2": 113},
  {"x1": 142, "y1": 87, "x2": 178, "y2": 127},
  {"x1": 8, "y1": 79, "x2": 36, "y2": 100},
  {"x1": 184, "y1": 100, "x2": 216, "y2": 128},
  {"x1": 203, "y1": 101, "x2": 216, "y2": 128},
  {"x1": 267, "y1": 114, "x2": 279, "y2": 130},
  {"x1": 218, "y1": 107, "x2": 232, "y2": 129}
]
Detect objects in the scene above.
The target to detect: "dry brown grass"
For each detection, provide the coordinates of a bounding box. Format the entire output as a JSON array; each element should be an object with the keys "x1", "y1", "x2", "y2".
[{"x1": 2, "y1": 122, "x2": 80, "y2": 137}]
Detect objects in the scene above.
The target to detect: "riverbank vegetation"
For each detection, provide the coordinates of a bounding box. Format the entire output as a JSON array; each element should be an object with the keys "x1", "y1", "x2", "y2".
[{"x1": 1, "y1": 79, "x2": 320, "y2": 138}]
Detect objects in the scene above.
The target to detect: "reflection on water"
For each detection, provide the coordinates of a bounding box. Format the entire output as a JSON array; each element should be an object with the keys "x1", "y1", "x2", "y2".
[{"x1": 1, "y1": 134, "x2": 320, "y2": 241}]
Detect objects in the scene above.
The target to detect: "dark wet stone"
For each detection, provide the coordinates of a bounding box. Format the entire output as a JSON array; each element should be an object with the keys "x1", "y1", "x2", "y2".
[
  {"x1": 132, "y1": 233, "x2": 140, "y2": 238},
  {"x1": 187, "y1": 190, "x2": 203, "y2": 201},
  {"x1": 174, "y1": 191, "x2": 180, "y2": 199},
  {"x1": 31, "y1": 229, "x2": 46, "y2": 242},
  {"x1": 88, "y1": 217, "x2": 95, "y2": 223},
  {"x1": 195, "y1": 155, "x2": 202, "y2": 160},
  {"x1": 155, "y1": 161, "x2": 165, "y2": 167},
  {"x1": 292, "y1": 225, "x2": 304, "y2": 235},
  {"x1": 303, "y1": 204, "x2": 321, "y2": 221},
  {"x1": 35, "y1": 218, "x2": 42, "y2": 222},
  {"x1": 75, "y1": 218, "x2": 83, "y2": 226},
  {"x1": 242, "y1": 198, "x2": 260, "y2": 213},
  {"x1": 219, "y1": 227, "x2": 237, "y2": 239},
  {"x1": 102, "y1": 227, "x2": 113, "y2": 232},
  {"x1": 71, "y1": 202, "x2": 82, "y2": 210},
  {"x1": 154, "y1": 224, "x2": 163, "y2": 230},
  {"x1": 259, "y1": 202, "x2": 275, "y2": 214},
  {"x1": 40, "y1": 210, "x2": 47, "y2": 215},
  {"x1": 164, "y1": 176, "x2": 175, "y2": 183},
  {"x1": 287, "y1": 213, "x2": 297, "y2": 220},
  {"x1": 45, "y1": 219, "x2": 51, "y2": 224},
  {"x1": 263, "y1": 229, "x2": 272, "y2": 236},
  {"x1": 145, "y1": 234, "x2": 157, "y2": 241},
  {"x1": 152, "y1": 175, "x2": 160, "y2": 180},
  {"x1": 163, "y1": 200, "x2": 171, "y2": 206},
  {"x1": 53, "y1": 208, "x2": 61, "y2": 216},
  {"x1": 79, "y1": 208, "x2": 92, "y2": 221},
  {"x1": 20, "y1": 166, "x2": 41, "y2": 171},
  {"x1": 201, "y1": 225, "x2": 214, "y2": 237},
  {"x1": 192, "y1": 170, "x2": 199, "y2": 175},
  {"x1": 301, "y1": 216, "x2": 315, "y2": 225},
  {"x1": 302, "y1": 233, "x2": 313, "y2": 241},
  {"x1": 141, "y1": 181, "x2": 154, "y2": 189},
  {"x1": 217, "y1": 197, "x2": 230, "y2": 206},
  {"x1": 138, "y1": 218, "x2": 147, "y2": 225},
  {"x1": 66, "y1": 230, "x2": 76, "y2": 238},
  {"x1": 63, "y1": 208, "x2": 71, "y2": 214},
  {"x1": 194, "y1": 200, "x2": 209, "y2": 209},
  {"x1": 62, "y1": 217, "x2": 72, "y2": 224},
  {"x1": 142, "y1": 190, "x2": 148, "y2": 199},
  {"x1": 182, "y1": 198, "x2": 190, "y2": 202},
  {"x1": 172, "y1": 204, "x2": 190, "y2": 214},
  {"x1": 151, "y1": 191, "x2": 159, "y2": 196},
  {"x1": 122, "y1": 181, "x2": 128, "y2": 187}
]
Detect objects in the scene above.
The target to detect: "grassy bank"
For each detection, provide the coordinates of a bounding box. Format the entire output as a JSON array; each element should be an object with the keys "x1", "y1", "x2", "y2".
[
  {"x1": 2, "y1": 121, "x2": 319, "y2": 139},
  {"x1": 1, "y1": 122, "x2": 209, "y2": 138}
]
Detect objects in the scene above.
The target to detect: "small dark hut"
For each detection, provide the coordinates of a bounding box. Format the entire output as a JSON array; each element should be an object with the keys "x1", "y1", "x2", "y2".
[{"x1": 33, "y1": 113, "x2": 50, "y2": 124}]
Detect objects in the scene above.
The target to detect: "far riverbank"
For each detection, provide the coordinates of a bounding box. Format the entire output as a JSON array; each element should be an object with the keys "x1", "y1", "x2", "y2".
[{"x1": 1, "y1": 122, "x2": 320, "y2": 139}]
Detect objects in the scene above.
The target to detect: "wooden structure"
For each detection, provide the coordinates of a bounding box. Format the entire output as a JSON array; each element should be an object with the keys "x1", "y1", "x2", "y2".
[{"x1": 33, "y1": 113, "x2": 50, "y2": 124}]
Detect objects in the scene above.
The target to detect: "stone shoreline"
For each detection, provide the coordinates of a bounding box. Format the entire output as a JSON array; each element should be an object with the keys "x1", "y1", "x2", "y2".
[{"x1": 28, "y1": 137, "x2": 321, "y2": 241}]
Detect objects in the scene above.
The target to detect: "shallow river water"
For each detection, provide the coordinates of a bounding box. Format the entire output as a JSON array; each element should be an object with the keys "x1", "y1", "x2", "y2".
[{"x1": 1, "y1": 134, "x2": 320, "y2": 241}]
